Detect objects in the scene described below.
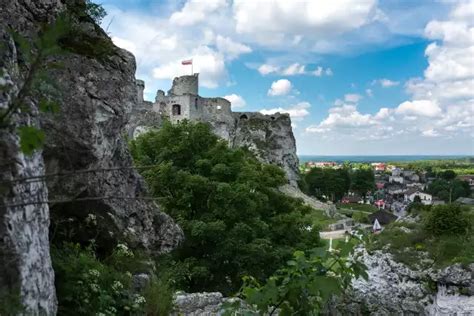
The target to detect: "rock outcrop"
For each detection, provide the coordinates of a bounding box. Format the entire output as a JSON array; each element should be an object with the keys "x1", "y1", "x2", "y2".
[
  {"x1": 0, "y1": 0, "x2": 63, "y2": 313},
  {"x1": 232, "y1": 112, "x2": 300, "y2": 187},
  {"x1": 0, "y1": 0, "x2": 182, "y2": 313},
  {"x1": 39, "y1": 7, "x2": 182, "y2": 254},
  {"x1": 337, "y1": 249, "x2": 474, "y2": 315}
]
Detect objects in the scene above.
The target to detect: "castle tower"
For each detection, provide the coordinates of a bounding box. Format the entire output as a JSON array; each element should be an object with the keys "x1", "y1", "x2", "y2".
[{"x1": 168, "y1": 73, "x2": 199, "y2": 96}]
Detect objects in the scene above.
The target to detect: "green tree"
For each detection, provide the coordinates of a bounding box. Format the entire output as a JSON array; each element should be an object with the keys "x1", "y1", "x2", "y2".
[
  {"x1": 131, "y1": 121, "x2": 320, "y2": 294},
  {"x1": 424, "y1": 204, "x2": 471, "y2": 237},
  {"x1": 305, "y1": 168, "x2": 350, "y2": 201},
  {"x1": 351, "y1": 168, "x2": 375, "y2": 197}
]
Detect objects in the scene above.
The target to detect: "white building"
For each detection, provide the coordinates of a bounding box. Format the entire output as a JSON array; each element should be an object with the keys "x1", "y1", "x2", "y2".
[
  {"x1": 405, "y1": 190, "x2": 433, "y2": 205},
  {"x1": 389, "y1": 175, "x2": 404, "y2": 184}
]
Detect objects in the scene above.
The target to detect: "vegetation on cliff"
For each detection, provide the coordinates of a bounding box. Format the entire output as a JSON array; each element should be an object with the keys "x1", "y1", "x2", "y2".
[
  {"x1": 370, "y1": 203, "x2": 474, "y2": 268},
  {"x1": 130, "y1": 121, "x2": 321, "y2": 294}
]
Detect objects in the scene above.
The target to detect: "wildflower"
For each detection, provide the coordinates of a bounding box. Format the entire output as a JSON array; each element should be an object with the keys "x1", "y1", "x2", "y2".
[
  {"x1": 115, "y1": 243, "x2": 134, "y2": 257},
  {"x1": 90, "y1": 284, "x2": 100, "y2": 293},
  {"x1": 133, "y1": 294, "x2": 146, "y2": 305},
  {"x1": 111, "y1": 280, "x2": 123, "y2": 292},
  {"x1": 88, "y1": 269, "x2": 100, "y2": 278}
]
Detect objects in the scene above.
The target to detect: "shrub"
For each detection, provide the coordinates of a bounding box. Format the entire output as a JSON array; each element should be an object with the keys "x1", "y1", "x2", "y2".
[
  {"x1": 424, "y1": 204, "x2": 471, "y2": 237},
  {"x1": 52, "y1": 243, "x2": 147, "y2": 315}
]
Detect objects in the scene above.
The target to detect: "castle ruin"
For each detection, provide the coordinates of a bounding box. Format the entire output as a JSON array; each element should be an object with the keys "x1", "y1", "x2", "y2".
[{"x1": 130, "y1": 74, "x2": 301, "y2": 187}]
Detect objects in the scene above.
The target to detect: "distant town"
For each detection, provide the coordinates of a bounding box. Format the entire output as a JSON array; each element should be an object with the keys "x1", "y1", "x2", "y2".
[{"x1": 300, "y1": 158, "x2": 474, "y2": 233}]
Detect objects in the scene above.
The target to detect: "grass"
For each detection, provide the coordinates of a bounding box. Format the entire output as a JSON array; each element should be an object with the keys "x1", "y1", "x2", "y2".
[
  {"x1": 305, "y1": 209, "x2": 338, "y2": 230},
  {"x1": 336, "y1": 203, "x2": 377, "y2": 213},
  {"x1": 369, "y1": 220, "x2": 474, "y2": 269}
]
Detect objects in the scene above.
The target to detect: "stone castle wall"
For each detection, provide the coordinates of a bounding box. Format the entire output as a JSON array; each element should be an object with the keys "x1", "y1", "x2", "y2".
[
  {"x1": 168, "y1": 74, "x2": 198, "y2": 96},
  {"x1": 130, "y1": 78, "x2": 301, "y2": 187}
]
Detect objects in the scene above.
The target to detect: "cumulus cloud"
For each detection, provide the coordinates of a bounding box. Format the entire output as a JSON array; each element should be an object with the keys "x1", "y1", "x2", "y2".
[
  {"x1": 170, "y1": 0, "x2": 228, "y2": 26},
  {"x1": 395, "y1": 100, "x2": 442, "y2": 117},
  {"x1": 257, "y1": 63, "x2": 333, "y2": 77},
  {"x1": 233, "y1": 0, "x2": 378, "y2": 47},
  {"x1": 344, "y1": 94, "x2": 363, "y2": 103},
  {"x1": 260, "y1": 102, "x2": 311, "y2": 120},
  {"x1": 268, "y1": 79, "x2": 293, "y2": 96},
  {"x1": 215, "y1": 35, "x2": 252, "y2": 60},
  {"x1": 223, "y1": 94, "x2": 246, "y2": 109}
]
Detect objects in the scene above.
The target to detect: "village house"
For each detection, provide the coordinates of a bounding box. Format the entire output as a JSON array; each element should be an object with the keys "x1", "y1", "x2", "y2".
[
  {"x1": 391, "y1": 167, "x2": 402, "y2": 177},
  {"x1": 387, "y1": 184, "x2": 406, "y2": 195},
  {"x1": 389, "y1": 175, "x2": 404, "y2": 184},
  {"x1": 457, "y1": 175, "x2": 474, "y2": 190},
  {"x1": 404, "y1": 189, "x2": 433, "y2": 205},
  {"x1": 406, "y1": 182, "x2": 426, "y2": 190}
]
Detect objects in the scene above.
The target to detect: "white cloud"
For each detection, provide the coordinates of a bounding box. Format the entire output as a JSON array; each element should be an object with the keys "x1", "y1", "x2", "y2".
[
  {"x1": 233, "y1": 0, "x2": 378, "y2": 47},
  {"x1": 422, "y1": 129, "x2": 440, "y2": 137},
  {"x1": 268, "y1": 79, "x2": 292, "y2": 96},
  {"x1": 223, "y1": 94, "x2": 246, "y2": 109},
  {"x1": 215, "y1": 35, "x2": 252, "y2": 60},
  {"x1": 344, "y1": 94, "x2": 363, "y2": 103},
  {"x1": 381, "y1": 78, "x2": 400, "y2": 87},
  {"x1": 395, "y1": 100, "x2": 442, "y2": 117},
  {"x1": 260, "y1": 101, "x2": 311, "y2": 120},
  {"x1": 258, "y1": 64, "x2": 279, "y2": 75},
  {"x1": 257, "y1": 63, "x2": 332, "y2": 77},
  {"x1": 152, "y1": 47, "x2": 226, "y2": 88},
  {"x1": 282, "y1": 63, "x2": 306, "y2": 75},
  {"x1": 170, "y1": 0, "x2": 228, "y2": 26},
  {"x1": 366, "y1": 88, "x2": 373, "y2": 97}
]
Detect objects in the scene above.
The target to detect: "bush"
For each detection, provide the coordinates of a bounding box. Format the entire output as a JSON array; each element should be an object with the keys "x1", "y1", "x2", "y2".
[
  {"x1": 52, "y1": 243, "x2": 147, "y2": 315},
  {"x1": 131, "y1": 121, "x2": 320, "y2": 294},
  {"x1": 424, "y1": 204, "x2": 471, "y2": 237}
]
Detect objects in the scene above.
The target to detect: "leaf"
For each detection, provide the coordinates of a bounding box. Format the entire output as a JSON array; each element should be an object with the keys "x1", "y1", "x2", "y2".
[
  {"x1": 39, "y1": 99, "x2": 60, "y2": 114},
  {"x1": 10, "y1": 30, "x2": 32, "y2": 63},
  {"x1": 18, "y1": 126, "x2": 45, "y2": 155}
]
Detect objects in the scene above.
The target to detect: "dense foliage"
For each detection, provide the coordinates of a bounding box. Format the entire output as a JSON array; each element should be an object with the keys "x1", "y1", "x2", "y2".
[
  {"x1": 53, "y1": 243, "x2": 149, "y2": 315},
  {"x1": 304, "y1": 168, "x2": 350, "y2": 201},
  {"x1": 427, "y1": 178, "x2": 471, "y2": 202},
  {"x1": 224, "y1": 237, "x2": 367, "y2": 315},
  {"x1": 130, "y1": 121, "x2": 320, "y2": 294},
  {"x1": 424, "y1": 204, "x2": 472, "y2": 237},
  {"x1": 303, "y1": 167, "x2": 374, "y2": 201}
]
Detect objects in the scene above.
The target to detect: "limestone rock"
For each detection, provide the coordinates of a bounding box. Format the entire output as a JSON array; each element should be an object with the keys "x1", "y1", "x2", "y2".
[
  {"x1": 232, "y1": 112, "x2": 300, "y2": 187},
  {"x1": 173, "y1": 292, "x2": 226, "y2": 316},
  {"x1": 37, "y1": 3, "x2": 183, "y2": 255},
  {"x1": 337, "y1": 249, "x2": 474, "y2": 315},
  {"x1": 0, "y1": 0, "x2": 62, "y2": 314},
  {"x1": 0, "y1": 0, "x2": 182, "y2": 313}
]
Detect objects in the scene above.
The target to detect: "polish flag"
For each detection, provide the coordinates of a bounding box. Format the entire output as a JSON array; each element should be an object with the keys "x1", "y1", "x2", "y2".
[{"x1": 181, "y1": 59, "x2": 192, "y2": 65}]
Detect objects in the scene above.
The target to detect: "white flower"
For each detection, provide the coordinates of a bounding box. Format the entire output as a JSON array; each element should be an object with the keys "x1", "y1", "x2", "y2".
[
  {"x1": 133, "y1": 294, "x2": 146, "y2": 305},
  {"x1": 111, "y1": 280, "x2": 123, "y2": 292},
  {"x1": 85, "y1": 213, "x2": 97, "y2": 225},
  {"x1": 88, "y1": 269, "x2": 100, "y2": 278}
]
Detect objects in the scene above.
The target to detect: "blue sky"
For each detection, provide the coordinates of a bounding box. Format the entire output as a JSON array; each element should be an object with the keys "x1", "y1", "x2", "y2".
[{"x1": 101, "y1": 0, "x2": 474, "y2": 155}]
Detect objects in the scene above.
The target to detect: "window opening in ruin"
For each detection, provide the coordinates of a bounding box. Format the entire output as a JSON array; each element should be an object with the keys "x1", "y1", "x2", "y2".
[
  {"x1": 195, "y1": 98, "x2": 198, "y2": 109},
  {"x1": 240, "y1": 114, "x2": 248, "y2": 120},
  {"x1": 172, "y1": 104, "x2": 181, "y2": 116},
  {"x1": 217, "y1": 105, "x2": 222, "y2": 110}
]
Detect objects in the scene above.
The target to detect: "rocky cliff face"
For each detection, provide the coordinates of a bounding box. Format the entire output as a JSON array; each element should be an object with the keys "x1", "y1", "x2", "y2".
[
  {"x1": 0, "y1": 0, "x2": 63, "y2": 313},
  {"x1": 337, "y1": 249, "x2": 474, "y2": 315},
  {"x1": 231, "y1": 112, "x2": 300, "y2": 187},
  {"x1": 0, "y1": 0, "x2": 182, "y2": 313}
]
